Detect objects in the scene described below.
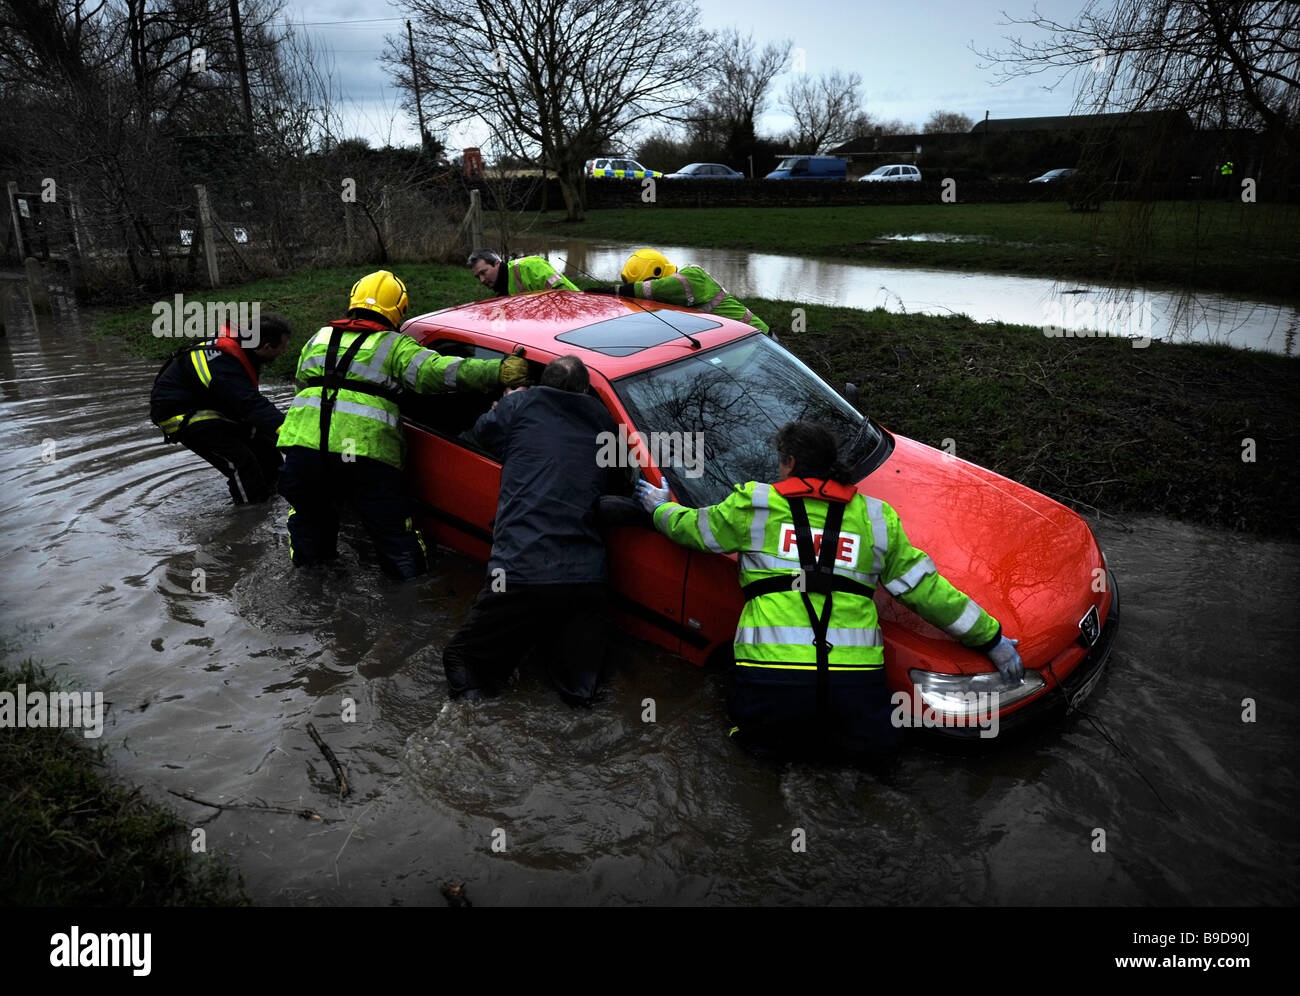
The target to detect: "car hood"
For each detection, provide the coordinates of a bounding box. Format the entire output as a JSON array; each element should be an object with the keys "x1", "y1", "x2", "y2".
[{"x1": 860, "y1": 432, "x2": 1104, "y2": 674}]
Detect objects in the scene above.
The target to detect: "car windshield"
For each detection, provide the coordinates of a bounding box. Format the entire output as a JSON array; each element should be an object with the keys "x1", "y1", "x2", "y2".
[
  {"x1": 867, "y1": 166, "x2": 889, "y2": 176},
  {"x1": 614, "y1": 334, "x2": 887, "y2": 506},
  {"x1": 776, "y1": 157, "x2": 802, "y2": 170}
]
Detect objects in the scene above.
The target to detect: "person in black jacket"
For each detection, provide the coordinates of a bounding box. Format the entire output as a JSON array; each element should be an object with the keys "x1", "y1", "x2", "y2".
[
  {"x1": 149, "y1": 315, "x2": 293, "y2": 504},
  {"x1": 441, "y1": 355, "x2": 628, "y2": 704}
]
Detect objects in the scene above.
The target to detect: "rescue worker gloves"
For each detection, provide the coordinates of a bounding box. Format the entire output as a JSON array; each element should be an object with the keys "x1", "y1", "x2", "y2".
[
  {"x1": 988, "y1": 636, "x2": 1023, "y2": 682},
  {"x1": 349, "y1": 270, "x2": 408, "y2": 327},
  {"x1": 636, "y1": 478, "x2": 670, "y2": 513},
  {"x1": 621, "y1": 249, "x2": 677, "y2": 284},
  {"x1": 499, "y1": 346, "x2": 529, "y2": 388}
]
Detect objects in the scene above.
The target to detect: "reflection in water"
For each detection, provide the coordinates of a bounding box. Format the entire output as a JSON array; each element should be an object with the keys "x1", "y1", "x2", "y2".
[
  {"x1": 519, "y1": 238, "x2": 1299, "y2": 355},
  {"x1": 0, "y1": 308, "x2": 1296, "y2": 905}
]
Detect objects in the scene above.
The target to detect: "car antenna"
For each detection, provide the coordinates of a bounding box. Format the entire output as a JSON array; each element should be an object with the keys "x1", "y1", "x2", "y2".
[{"x1": 558, "y1": 256, "x2": 702, "y2": 350}]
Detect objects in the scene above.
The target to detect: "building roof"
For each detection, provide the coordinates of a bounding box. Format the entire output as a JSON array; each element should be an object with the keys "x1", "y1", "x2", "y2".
[{"x1": 969, "y1": 110, "x2": 1192, "y2": 133}]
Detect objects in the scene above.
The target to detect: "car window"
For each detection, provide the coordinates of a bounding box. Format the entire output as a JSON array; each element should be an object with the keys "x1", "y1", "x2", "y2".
[
  {"x1": 614, "y1": 335, "x2": 887, "y2": 506},
  {"x1": 401, "y1": 340, "x2": 517, "y2": 453}
]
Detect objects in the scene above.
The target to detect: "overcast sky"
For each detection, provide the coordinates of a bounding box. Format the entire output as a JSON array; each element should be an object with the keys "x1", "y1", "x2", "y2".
[{"x1": 276, "y1": 0, "x2": 1092, "y2": 150}]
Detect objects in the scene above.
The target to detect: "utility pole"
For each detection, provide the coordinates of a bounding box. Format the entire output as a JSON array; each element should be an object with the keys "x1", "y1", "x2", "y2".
[
  {"x1": 230, "y1": 0, "x2": 254, "y2": 136},
  {"x1": 407, "y1": 20, "x2": 429, "y2": 155}
]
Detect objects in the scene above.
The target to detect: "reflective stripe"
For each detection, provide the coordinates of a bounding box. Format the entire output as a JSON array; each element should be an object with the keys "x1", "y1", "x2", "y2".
[
  {"x1": 640, "y1": 279, "x2": 654, "y2": 299},
  {"x1": 403, "y1": 348, "x2": 439, "y2": 388},
  {"x1": 190, "y1": 349, "x2": 213, "y2": 387},
  {"x1": 672, "y1": 272, "x2": 695, "y2": 305},
  {"x1": 944, "y1": 598, "x2": 984, "y2": 638},
  {"x1": 735, "y1": 626, "x2": 883, "y2": 647},
  {"x1": 742, "y1": 309, "x2": 753, "y2": 324},
  {"x1": 749, "y1": 483, "x2": 771, "y2": 552},
  {"x1": 511, "y1": 263, "x2": 524, "y2": 293},
  {"x1": 865, "y1": 497, "x2": 888, "y2": 577},
  {"x1": 739, "y1": 551, "x2": 875, "y2": 584},
  {"x1": 697, "y1": 507, "x2": 725, "y2": 552},
  {"x1": 159, "y1": 409, "x2": 232, "y2": 434},
  {"x1": 546, "y1": 272, "x2": 563, "y2": 287},
  {"x1": 300, "y1": 332, "x2": 399, "y2": 390},
  {"x1": 443, "y1": 357, "x2": 462, "y2": 388},
  {"x1": 736, "y1": 662, "x2": 883, "y2": 671},
  {"x1": 701, "y1": 288, "x2": 729, "y2": 313},
  {"x1": 884, "y1": 555, "x2": 936, "y2": 596},
  {"x1": 289, "y1": 393, "x2": 400, "y2": 428}
]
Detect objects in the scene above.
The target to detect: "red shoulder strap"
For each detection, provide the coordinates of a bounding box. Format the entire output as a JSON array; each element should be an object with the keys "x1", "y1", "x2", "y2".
[
  {"x1": 212, "y1": 329, "x2": 259, "y2": 386},
  {"x1": 774, "y1": 476, "x2": 857, "y2": 503}
]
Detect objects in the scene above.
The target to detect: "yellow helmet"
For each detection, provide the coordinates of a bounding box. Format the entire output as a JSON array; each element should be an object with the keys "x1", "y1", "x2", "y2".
[
  {"x1": 349, "y1": 270, "x2": 408, "y2": 326},
  {"x1": 621, "y1": 249, "x2": 677, "y2": 284}
]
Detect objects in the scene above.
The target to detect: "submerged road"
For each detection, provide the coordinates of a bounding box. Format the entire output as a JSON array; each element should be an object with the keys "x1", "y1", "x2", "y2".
[{"x1": 1, "y1": 310, "x2": 1297, "y2": 904}]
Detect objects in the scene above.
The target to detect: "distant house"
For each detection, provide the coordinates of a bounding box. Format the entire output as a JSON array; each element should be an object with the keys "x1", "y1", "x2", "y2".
[{"x1": 968, "y1": 110, "x2": 1193, "y2": 134}]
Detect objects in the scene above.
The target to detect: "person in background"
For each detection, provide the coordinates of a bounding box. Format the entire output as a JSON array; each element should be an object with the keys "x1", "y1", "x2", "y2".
[
  {"x1": 588, "y1": 249, "x2": 769, "y2": 335},
  {"x1": 467, "y1": 249, "x2": 579, "y2": 295}
]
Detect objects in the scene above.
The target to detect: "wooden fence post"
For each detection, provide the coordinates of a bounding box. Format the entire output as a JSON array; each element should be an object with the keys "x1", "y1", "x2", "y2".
[{"x1": 195, "y1": 184, "x2": 221, "y2": 287}]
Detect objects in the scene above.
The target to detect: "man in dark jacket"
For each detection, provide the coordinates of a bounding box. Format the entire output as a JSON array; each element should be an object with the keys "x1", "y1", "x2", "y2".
[
  {"x1": 441, "y1": 355, "x2": 625, "y2": 704},
  {"x1": 149, "y1": 315, "x2": 293, "y2": 504}
]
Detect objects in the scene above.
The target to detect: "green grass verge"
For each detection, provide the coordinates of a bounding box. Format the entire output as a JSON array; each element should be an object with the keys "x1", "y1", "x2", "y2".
[
  {"x1": 94, "y1": 264, "x2": 1297, "y2": 537},
  {"x1": 526, "y1": 202, "x2": 1300, "y2": 299},
  {"x1": 1, "y1": 661, "x2": 247, "y2": 906}
]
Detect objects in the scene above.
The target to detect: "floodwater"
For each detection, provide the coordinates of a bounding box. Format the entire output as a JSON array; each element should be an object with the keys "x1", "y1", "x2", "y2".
[
  {"x1": 519, "y1": 238, "x2": 1300, "y2": 355},
  {"x1": 1, "y1": 308, "x2": 1297, "y2": 906}
]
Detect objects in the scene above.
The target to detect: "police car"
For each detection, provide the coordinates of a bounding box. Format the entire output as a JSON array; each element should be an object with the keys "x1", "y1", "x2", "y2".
[
  {"x1": 585, "y1": 156, "x2": 663, "y2": 180},
  {"x1": 399, "y1": 292, "x2": 1119, "y2": 737}
]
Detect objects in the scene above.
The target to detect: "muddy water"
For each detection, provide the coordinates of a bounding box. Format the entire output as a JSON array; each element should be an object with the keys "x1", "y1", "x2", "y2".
[
  {"x1": 519, "y1": 238, "x2": 1299, "y2": 355},
  {"x1": 1, "y1": 311, "x2": 1297, "y2": 905}
]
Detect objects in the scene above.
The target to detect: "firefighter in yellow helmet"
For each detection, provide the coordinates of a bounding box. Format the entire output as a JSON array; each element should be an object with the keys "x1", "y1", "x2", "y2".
[
  {"x1": 589, "y1": 249, "x2": 769, "y2": 334},
  {"x1": 277, "y1": 270, "x2": 530, "y2": 579}
]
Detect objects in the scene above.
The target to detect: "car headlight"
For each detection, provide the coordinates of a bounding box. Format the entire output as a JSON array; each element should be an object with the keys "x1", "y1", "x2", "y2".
[{"x1": 906, "y1": 668, "x2": 1046, "y2": 716}]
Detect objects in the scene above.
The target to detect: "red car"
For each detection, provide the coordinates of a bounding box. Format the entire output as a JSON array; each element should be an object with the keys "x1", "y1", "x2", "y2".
[{"x1": 400, "y1": 291, "x2": 1119, "y2": 737}]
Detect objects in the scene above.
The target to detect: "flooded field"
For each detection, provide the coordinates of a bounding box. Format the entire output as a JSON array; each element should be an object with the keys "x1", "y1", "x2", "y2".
[{"x1": 1, "y1": 310, "x2": 1296, "y2": 905}]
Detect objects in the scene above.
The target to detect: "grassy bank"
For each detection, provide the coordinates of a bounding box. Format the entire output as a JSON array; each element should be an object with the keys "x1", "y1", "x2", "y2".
[
  {"x1": 93, "y1": 264, "x2": 1297, "y2": 538},
  {"x1": 1, "y1": 661, "x2": 247, "y2": 905},
  {"x1": 526, "y1": 202, "x2": 1300, "y2": 299}
]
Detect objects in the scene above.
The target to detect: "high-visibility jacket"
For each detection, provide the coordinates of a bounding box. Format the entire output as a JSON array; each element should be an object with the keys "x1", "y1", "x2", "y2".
[
  {"x1": 618, "y1": 265, "x2": 769, "y2": 334},
  {"x1": 504, "y1": 256, "x2": 579, "y2": 294},
  {"x1": 150, "y1": 330, "x2": 282, "y2": 439},
  {"x1": 277, "y1": 318, "x2": 503, "y2": 469},
  {"x1": 652, "y1": 476, "x2": 1001, "y2": 672}
]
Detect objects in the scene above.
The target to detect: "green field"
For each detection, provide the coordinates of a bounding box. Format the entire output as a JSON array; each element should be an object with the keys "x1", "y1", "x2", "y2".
[{"x1": 526, "y1": 202, "x2": 1300, "y2": 299}]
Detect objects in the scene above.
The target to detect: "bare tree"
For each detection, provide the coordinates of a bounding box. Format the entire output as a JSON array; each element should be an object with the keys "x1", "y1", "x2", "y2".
[
  {"x1": 923, "y1": 110, "x2": 974, "y2": 133},
  {"x1": 385, "y1": 0, "x2": 716, "y2": 222},
  {"x1": 779, "y1": 70, "x2": 865, "y2": 151},
  {"x1": 978, "y1": 1, "x2": 1297, "y2": 140}
]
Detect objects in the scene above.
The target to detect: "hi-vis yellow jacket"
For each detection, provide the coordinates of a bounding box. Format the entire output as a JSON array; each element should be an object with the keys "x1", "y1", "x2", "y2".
[{"x1": 652, "y1": 476, "x2": 1002, "y2": 671}]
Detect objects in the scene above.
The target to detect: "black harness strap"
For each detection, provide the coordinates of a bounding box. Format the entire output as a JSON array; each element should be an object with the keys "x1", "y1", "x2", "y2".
[
  {"x1": 317, "y1": 328, "x2": 375, "y2": 462},
  {"x1": 789, "y1": 497, "x2": 849, "y2": 725}
]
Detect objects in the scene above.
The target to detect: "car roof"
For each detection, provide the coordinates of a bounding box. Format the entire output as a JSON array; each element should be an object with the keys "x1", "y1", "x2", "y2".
[{"x1": 403, "y1": 291, "x2": 757, "y2": 380}]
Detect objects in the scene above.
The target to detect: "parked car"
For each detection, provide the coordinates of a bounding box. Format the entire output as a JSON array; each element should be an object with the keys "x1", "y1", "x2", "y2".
[
  {"x1": 398, "y1": 292, "x2": 1119, "y2": 737},
  {"x1": 1029, "y1": 168, "x2": 1077, "y2": 183},
  {"x1": 765, "y1": 155, "x2": 847, "y2": 180},
  {"x1": 664, "y1": 162, "x2": 745, "y2": 179},
  {"x1": 585, "y1": 157, "x2": 662, "y2": 179},
  {"x1": 859, "y1": 164, "x2": 922, "y2": 182}
]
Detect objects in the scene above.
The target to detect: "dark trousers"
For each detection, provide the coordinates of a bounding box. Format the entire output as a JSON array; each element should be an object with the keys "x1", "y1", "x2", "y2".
[
  {"x1": 727, "y1": 665, "x2": 901, "y2": 761},
  {"x1": 442, "y1": 582, "x2": 610, "y2": 702},
  {"x1": 278, "y1": 446, "x2": 429, "y2": 580},
  {"x1": 178, "y1": 420, "x2": 281, "y2": 504}
]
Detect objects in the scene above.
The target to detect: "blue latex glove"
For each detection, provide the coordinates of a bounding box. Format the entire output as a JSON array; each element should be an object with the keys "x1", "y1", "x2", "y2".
[
  {"x1": 636, "y1": 478, "x2": 670, "y2": 513},
  {"x1": 988, "y1": 636, "x2": 1023, "y2": 682}
]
